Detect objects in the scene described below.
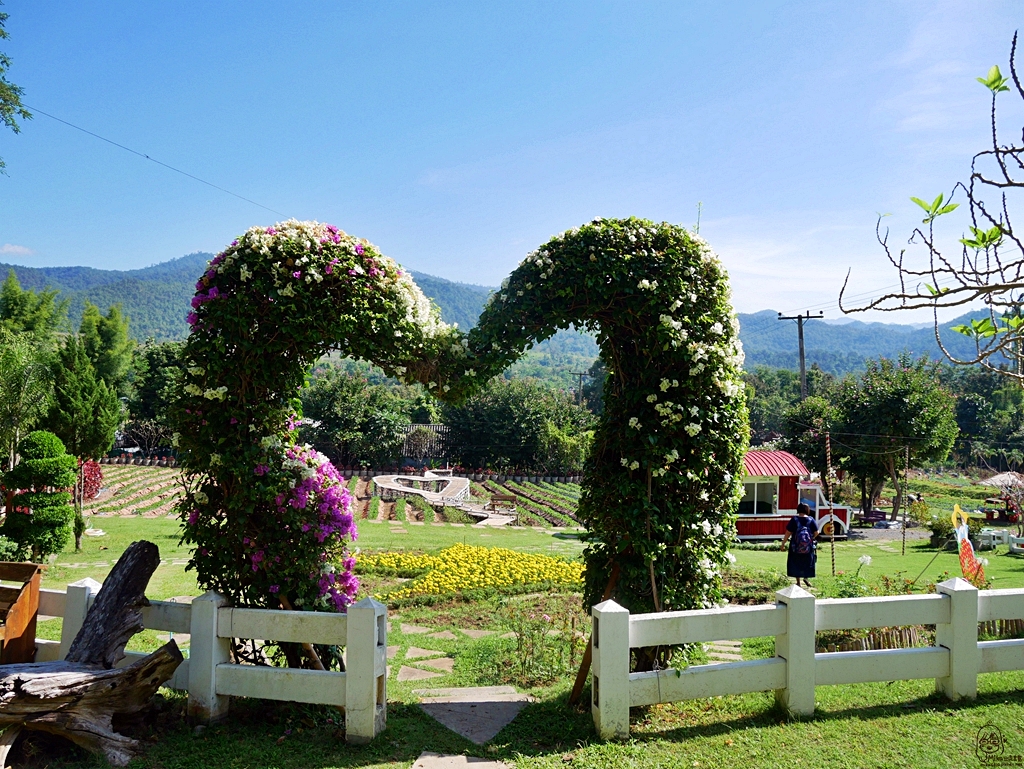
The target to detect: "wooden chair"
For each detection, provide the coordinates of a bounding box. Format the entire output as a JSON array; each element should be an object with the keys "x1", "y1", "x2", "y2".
[{"x1": 0, "y1": 562, "x2": 42, "y2": 664}]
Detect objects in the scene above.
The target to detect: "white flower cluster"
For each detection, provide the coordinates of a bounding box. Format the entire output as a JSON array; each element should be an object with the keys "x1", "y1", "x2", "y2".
[
  {"x1": 203, "y1": 386, "x2": 228, "y2": 401},
  {"x1": 717, "y1": 379, "x2": 741, "y2": 398},
  {"x1": 638, "y1": 279, "x2": 658, "y2": 291}
]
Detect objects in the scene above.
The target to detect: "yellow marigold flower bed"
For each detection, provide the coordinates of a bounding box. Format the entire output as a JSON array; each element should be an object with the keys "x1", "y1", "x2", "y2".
[
  {"x1": 367, "y1": 543, "x2": 583, "y2": 599},
  {"x1": 356, "y1": 551, "x2": 442, "y2": 574}
]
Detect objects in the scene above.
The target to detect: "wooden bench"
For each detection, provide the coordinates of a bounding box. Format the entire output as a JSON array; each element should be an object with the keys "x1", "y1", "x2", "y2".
[
  {"x1": 856, "y1": 509, "x2": 887, "y2": 526},
  {"x1": 487, "y1": 494, "x2": 517, "y2": 511}
]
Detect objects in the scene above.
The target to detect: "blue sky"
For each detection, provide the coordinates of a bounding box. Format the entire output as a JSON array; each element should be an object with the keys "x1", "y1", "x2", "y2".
[{"x1": 0, "y1": 1, "x2": 1019, "y2": 322}]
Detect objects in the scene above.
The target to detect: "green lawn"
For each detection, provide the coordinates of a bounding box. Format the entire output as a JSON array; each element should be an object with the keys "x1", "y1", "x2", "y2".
[
  {"x1": 42, "y1": 517, "x2": 585, "y2": 599},
  {"x1": 733, "y1": 536, "x2": 1024, "y2": 591},
  {"x1": 27, "y1": 516, "x2": 1024, "y2": 768}
]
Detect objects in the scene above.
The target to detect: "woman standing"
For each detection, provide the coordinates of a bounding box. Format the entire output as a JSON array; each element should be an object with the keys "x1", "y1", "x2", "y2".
[{"x1": 781, "y1": 502, "x2": 818, "y2": 588}]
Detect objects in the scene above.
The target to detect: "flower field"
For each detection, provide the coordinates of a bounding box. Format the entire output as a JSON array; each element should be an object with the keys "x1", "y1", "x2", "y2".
[
  {"x1": 84, "y1": 465, "x2": 183, "y2": 517},
  {"x1": 358, "y1": 542, "x2": 583, "y2": 600}
]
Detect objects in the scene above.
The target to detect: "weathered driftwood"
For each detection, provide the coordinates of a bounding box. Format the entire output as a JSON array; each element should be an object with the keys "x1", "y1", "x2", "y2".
[{"x1": 0, "y1": 541, "x2": 183, "y2": 766}]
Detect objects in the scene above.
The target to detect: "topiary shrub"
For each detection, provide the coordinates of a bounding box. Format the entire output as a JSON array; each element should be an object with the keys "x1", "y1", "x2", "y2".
[{"x1": 2, "y1": 431, "x2": 76, "y2": 561}]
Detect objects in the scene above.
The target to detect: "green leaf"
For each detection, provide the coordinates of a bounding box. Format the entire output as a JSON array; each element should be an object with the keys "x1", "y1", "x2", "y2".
[
  {"x1": 978, "y1": 65, "x2": 1011, "y2": 94},
  {"x1": 910, "y1": 197, "x2": 931, "y2": 213}
]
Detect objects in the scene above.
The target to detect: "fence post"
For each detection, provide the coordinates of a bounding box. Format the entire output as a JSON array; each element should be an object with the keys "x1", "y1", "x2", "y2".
[
  {"x1": 188, "y1": 590, "x2": 231, "y2": 722},
  {"x1": 346, "y1": 597, "x2": 388, "y2": 744},
  {"x1": 59, "y1": 578, "x2": 101, "y2": 659},
  {"x1": 774, "y1": 585, "x2": 815, "y2": 716},
  {"x1": 591, "y1": 599, "x2": 630, "y2": 740},
  {"x1": 935, "y1": 577, "x2": 979, "y2": 701}
]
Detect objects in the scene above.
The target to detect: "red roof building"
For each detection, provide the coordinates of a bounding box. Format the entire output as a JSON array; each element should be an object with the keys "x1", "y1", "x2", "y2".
[{"x1": 743, "y1": 450, "x2": 809, "y2": 478}]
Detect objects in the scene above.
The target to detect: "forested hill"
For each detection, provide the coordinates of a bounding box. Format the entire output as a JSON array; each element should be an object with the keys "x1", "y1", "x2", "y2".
[
  {"x1": 740, "y1": 310, "x2": 980, "y2": 374},
  {"x1": 2, "y1": 252, "x2": 212, "y2": 341},
  {"x1": 0, "y1": 254, "x2": 986, "y2": 375}
]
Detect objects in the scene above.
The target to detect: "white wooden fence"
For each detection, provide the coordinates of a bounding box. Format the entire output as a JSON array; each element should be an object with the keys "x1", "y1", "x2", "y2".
[
  {"x1": 34, "y1": 579, "x2": 387, "y2": 743},
  {"x1": 591, "y1": 578, "x2": 1024, "y2": 739}
]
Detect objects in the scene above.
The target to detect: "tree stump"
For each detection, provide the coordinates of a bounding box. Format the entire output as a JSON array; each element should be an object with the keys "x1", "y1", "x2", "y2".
[{"x1": 0, "y1": 541, "x2": 182, "y2": 766}]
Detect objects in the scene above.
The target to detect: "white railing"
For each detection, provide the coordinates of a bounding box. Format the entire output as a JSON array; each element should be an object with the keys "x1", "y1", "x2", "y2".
[
  {"x1": 35, "y1": 580, "x2": 386, "y2": 744},
  {"x1": 591, "y1": 578, "x2": 1024, "y2": 739}
]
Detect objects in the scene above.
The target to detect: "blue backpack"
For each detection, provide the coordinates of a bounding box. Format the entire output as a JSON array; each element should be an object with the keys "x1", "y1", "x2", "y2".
[{"x1": 794, "y1": 520, "x2": 814, "y2": 554}]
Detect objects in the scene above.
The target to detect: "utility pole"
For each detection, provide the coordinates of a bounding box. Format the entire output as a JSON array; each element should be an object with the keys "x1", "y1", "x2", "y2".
[
  {"x1": 571, "y1": 372, "x2": 587, "y2": 408},
  {"x1": 777, "y1": 311, "x2": 824, "y2": 400}
]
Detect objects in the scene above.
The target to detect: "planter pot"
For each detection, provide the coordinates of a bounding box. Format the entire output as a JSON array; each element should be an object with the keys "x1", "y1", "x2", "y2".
[{"x1": 930, "y1": 534, "x2": 958, "y2": 550}]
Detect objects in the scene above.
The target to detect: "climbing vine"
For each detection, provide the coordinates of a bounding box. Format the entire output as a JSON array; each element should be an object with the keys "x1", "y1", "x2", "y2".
[{"x1": 172, "y1": 217, "x2": 748, "y2": 621}]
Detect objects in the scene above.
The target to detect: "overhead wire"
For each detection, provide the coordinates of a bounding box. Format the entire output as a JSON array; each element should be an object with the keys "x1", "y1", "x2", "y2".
[{"x1": 23, "y1": 104, "x2": 290, "y2": 219}]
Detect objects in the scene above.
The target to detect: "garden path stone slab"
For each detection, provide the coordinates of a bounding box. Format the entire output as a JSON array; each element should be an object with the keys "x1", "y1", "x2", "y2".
[
  {"x1": 407, "y1": 647, "x2": 445, "y2": 659},
  {"x1": 411, "y1": 751, "x2": 511, "y2": 769},
  {"x1": 417, "y1": 657, "x2": 454, "y2": 672},
  {"x1": 427, "y1": 630, "x2": 459, "y2": 640},
  {"x1": 387, "y1": 645, "x2": 400, "y2": 659},
  {"x1": 398, "y1": 666, "x2": 445, "y2": 682},
  {"x1": 415, "y1": 687, "x2": 533, "y2": 745},
  {"x1": 460, "y1": 629, "x2": 496, "y2": 639},
  {"x1": 401, "y1": 624, "x2": 433, "y2": 635}
]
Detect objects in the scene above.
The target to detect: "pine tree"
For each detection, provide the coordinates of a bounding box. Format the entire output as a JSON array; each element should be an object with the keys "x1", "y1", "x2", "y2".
[
  {"x1": 45, "y1": 335, "x2": 120, "y2": 550},
  {"x1": 79, "y1": 302, "x2": 134, "y2": 396},
  {"x1": 2, "y1": 431, "x2": 76, "y2": 561}
]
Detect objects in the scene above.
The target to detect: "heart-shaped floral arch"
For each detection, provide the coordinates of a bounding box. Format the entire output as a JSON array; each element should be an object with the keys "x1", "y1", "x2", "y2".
[{"x1": 171, "y1": 217, "x2": 748, "y2": 617}]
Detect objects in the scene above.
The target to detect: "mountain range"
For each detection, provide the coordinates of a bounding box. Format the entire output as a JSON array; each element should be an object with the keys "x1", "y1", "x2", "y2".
[{"x1": 0, "y1": 253, "x2": 989, "y2": 376}]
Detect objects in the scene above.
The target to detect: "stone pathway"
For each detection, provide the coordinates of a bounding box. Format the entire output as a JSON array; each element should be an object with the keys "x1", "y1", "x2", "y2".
[
  {"x1": 704, "y1": 639, "x2": 743, "y2": 664},
  {"x1": 411, "y1": 752, "x2": 510, "y2": 769},
  {"x1": 415, "y1": 687, "x2": 532, "y2": 745},
  {"x1": 391, "y1": 621, "x2": 534, "y2": 744}
]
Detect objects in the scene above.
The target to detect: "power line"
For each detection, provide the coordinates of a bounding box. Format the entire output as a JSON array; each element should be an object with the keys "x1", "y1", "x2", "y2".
[{"x1": 23, "y1": 104, "x2": 289, "y2": 219}]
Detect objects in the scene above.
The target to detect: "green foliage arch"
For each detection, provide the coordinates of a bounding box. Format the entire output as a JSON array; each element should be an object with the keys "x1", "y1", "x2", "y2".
[{"x1": 172, "y1": 217, "x2": 748, "y2": 616}]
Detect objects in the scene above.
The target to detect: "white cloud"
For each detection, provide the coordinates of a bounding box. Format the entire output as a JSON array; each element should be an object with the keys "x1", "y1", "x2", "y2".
[{"x1": 0, "y1": 244, "x2": 33, "y2": 256}]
